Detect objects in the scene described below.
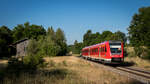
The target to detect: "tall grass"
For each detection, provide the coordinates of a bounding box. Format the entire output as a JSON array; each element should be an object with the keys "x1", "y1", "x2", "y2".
[{"x1": 0, "y1": 56, "x2": 141, "y2": 84}]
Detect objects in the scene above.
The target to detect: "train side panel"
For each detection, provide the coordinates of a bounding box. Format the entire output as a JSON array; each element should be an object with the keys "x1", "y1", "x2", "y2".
[{"x1": 81, "y1": 41, "x2": 124, "y2": 64}]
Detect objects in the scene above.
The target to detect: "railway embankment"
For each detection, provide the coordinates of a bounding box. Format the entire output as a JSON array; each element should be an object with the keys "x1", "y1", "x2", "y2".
[
  {"x1": 78, "y1": 56, "x2": 150, "y2": 84},
  {"x1": 125, "y1": 57, "x2": 150, "y2": 71}
]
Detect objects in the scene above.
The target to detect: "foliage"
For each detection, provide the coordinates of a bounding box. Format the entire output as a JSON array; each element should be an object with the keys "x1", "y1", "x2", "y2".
[
  {"x1": 110, "y1": 31, "x2": 127, "y2": 43},
  {"x1": 83, "y1": 30, "x2": 126, "y2": 47},
  {"x1": 24, "y1": 39, "x2": 43, "y2": 68},
  {"x1": 0, "y1": 26, "x2": 15, "y2": 58},
  {"x1": 128, "y1": 7, "x2": 150, "y2": 59},
  {"x1": 83, "y1": 30, "x2": 92, "y2": 46},
  {"x1": 128, "y1": 7, "x2": 150, "y2": 47},
  {"x1": 12, "y1": 22, "x2": 46, "y2": 42},
  {"x1": 71, "y1": 40, "x2": 83, "y2": 54},
  {"x1": 0, "y1": 21, "x2": 67, "y2": 59},
  {"x1": 38, "y1": 35, "x2": 61, "y2": 56},
  {"x1": 101, "y1": 31, "x2": 113, "y2": 41},
  {"x1": 23, "y1": 55, "x2": 44, "y2": 69},
  {"x1": 55, "y1": 28, "x2": 67, "y2": 56},
  {"x1": 26, "y1": 27, "x2": 67, "y2": 57},
  {"x1": 24, "y1": 36, "x2": 61, "y2": 68},
  {"x1": 47, "y1": 26, "x2": 55, "y2": 40},
  {"x1": 71, "y1": 29, "x2": 126, "y2": 54}
]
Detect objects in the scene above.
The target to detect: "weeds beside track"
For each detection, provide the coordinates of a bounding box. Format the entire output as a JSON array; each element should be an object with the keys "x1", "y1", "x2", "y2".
[{"x1": 77, "y1": 56, "x2": 150, "y2": 84}]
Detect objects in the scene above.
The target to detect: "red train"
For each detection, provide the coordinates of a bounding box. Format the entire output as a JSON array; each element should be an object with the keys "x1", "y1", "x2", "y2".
[{"x1": 81, "y1": 41, "x2": 124, "y2": 64}]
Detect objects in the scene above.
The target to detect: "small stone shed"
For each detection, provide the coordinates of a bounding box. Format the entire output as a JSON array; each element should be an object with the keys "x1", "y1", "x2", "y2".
[{"x1": 11, "y1": 38, "x2": 29, "y2": 57}]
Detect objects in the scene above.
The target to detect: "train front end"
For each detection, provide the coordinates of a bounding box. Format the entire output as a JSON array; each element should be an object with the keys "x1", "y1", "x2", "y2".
[{"x1": 109, "y1": 41, "x2": 124, "y2": 63}]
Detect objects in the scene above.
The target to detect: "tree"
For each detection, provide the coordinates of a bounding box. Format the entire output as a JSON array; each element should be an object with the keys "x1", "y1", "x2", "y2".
[
  {"x1": 12, "y1": 24, "x2": 25, "y2": 42},
  {"x1": 24, "y1": 23, "x2": 46, "y2": 39},
  {"x1": 128, "y1": 7, "x2": 150, "y2": 58},
  {"x1": 107, "y1": 31, "x2": 127, "y2": 43},
  {"x1": 128, "y1": 7, "x2": 150, "y2": 47},
  {"x1": 82, "y1": 29, "x2": 127, "y2": 48},
  {"x1": 0, "y1": 26, "x2": 14, "y2": 57},
  {"x1": 47, "y1": 26, "x2": 55, "y2": 41},
  {"x1": 12, "y1": 22, "x2": 46, "y2": 42},
  {"x1": 55, "y1": 28, "x2": 67, "y2": 55},
  {"x1": 90, "y1": 32, "x2": 101, "y2": 45},
  {"x1": 83, "y1": 30, "x2": 92, "y2": 46},
  {"x1": 72, "y1": 40, "x2": 83, "y2": 54},
  {"x1": 101, "y1": 31, "x2": 113, "y2": 41}
]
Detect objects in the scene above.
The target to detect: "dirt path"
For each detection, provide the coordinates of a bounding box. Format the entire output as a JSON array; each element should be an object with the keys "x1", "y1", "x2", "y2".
[{"x1": 0, "y1": 59, "x2": 8, "y2": 69}]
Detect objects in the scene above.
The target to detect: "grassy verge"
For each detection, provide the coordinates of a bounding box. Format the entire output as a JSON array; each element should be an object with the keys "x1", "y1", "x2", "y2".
[
  {"x1": 0, "y1": 56, "x2": 140, "y2": 84},
  {"x1": 124, "y1": 47, "x2": 150, "y2": 70},
  {"x1": 124, "y1": 57, "x2": 150, "y2": 70}
]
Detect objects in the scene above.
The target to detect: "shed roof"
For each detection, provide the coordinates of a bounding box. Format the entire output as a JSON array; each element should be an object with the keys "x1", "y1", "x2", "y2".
[{"x1": 10, "y1": 38, "x2": 29, "y2": 47}]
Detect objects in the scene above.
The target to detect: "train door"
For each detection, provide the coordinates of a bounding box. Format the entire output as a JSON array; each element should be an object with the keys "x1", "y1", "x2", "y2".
[
  {"x1": 88, "y1": 48, "x2": 90, "y2": 57},
  {"x1": 104, "y1": 45, "x2": 107, "y2": 58},
  {"x1": 99, "y1": 46, "x2": 104, "y2": 58},
  {"x1": 99, "y1": 47, "x2": 102, "y2": 58},
  {"x1": 101, "y1": 45, "x2": 105, "y2": 58},
  {"x1": 95, "y1": 48, "x2": 98, "y2": 58}
]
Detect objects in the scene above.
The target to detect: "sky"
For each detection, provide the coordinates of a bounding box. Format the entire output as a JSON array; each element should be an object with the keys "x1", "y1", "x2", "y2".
[{"x1": 0, "y1": 0, "x2": 150, "y2": 44}]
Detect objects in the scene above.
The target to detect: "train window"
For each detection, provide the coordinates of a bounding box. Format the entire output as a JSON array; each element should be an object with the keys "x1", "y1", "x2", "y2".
[
  {"x1": 93, "y1": 48, "x2": 98, "y2": 53},
  {"x1": 105, "y1": 46, "x2": 107, "y2": 52},
  {"x1": 95, "y1": 48, "x2": 97, "y2": 52},
  {"x1": 109, "y1": 43, "x2": 121, "y2": 45},
  {"x1": 92, "y1": 49, "x2": 94, "y2": 53},
  {"x1": 103, "y1": 47, "x2": 104, "y2": 52},
  {"x1": 96, "y1": 48, "x2": 98, "y2": 52},
  {"x1": 100, "y1": 48, "x2": 102, "y2": 52}
]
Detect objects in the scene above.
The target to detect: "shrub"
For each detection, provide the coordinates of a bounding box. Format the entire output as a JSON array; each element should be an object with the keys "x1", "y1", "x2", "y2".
[
  {"x1": 23, "y1": 55, "x2": 44, "y2": 69},
  {"x1": 27, "y1": 39, "x2": 39, "y2": 56},
  {"x1": 62, "y1": 60, "x2": 67, "y2": 66},
  {"x1": 38, "y1": 35, "x2": 61, "y2": 56},
  {"x1": 142, "y1": 49, "x2": 150, "y2": 60},
  {"x1": 49, "y1": 60, "x2": 56, "y2": 67},
  {"x1": 133, "y1": 46, "x2": 150, "y2": 60},
  {"x1": 134, "y1": 46, "x2": 143, "y2": 57}
]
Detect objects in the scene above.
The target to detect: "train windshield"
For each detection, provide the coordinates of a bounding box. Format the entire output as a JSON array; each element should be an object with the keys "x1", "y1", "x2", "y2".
[{"x1": 109, "y1": 43, "x2": 121, "y2": 54}]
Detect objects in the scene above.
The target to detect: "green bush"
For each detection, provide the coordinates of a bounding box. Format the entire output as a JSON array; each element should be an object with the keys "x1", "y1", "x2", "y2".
[
  {"x1": 134, "y1": 47, "x2": 143, "y2": 57},
  {"x1": 49, "y1": 60, "x2": 56, "y2": 67},
  {"x1": 142, "y1": 49, "x2": 150, "y2": 60},
  {"x1": 38, "y1": 35, "x2": 61, "y2": 56},
  {"x1": 23, "y1": 55, "x2": 44, "y2": 69},
  {"x1": 127, "y1": 52, "x2": 136, "y2": 57},
  {"x1": 133, "y1": 46, "x2": 150, "y2": 60},
  {"x1": 27, "y1": 39, "x2": 39, "y2": 56},
  {"x1": 62, "y1": 60, "x2": 67, "y2": 66}
]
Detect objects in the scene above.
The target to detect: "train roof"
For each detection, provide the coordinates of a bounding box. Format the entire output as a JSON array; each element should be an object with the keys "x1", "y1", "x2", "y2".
[
  {"x1": 82, "y1": 40, "x2": 122, "y2": 50},
  {"x1": 82, "y1": 41, "x2": 108, "y2": 50}
]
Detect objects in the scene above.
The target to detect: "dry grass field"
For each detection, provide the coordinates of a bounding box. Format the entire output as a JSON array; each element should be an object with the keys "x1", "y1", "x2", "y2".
[
  {"x1": 125, "y1": 57, "x2": 150, "y2": 71},
  {"x1": 0, "y1": 59, "x2": 8, "y2": 69},
  {"x1": 41, "y1": 56, "x2": 139, "y2": 84},
  {"x1": 1, "y1": 56, "x2": 142, "y2": 84},
  {"x1": 125, "y1": 47, "x2": 150, "y2": 71}
]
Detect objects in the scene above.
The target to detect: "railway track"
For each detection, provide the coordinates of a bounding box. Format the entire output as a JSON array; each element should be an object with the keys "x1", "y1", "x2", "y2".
[
  {"x1": 116, "y1": 67, "x2": 150, "y2": 84},
  {"x1": 77, "y1": 56, "x2": 150, "y2": 84},
  {"x1": 116, "y1": 67, "x2": 150, "y2": 79}
]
